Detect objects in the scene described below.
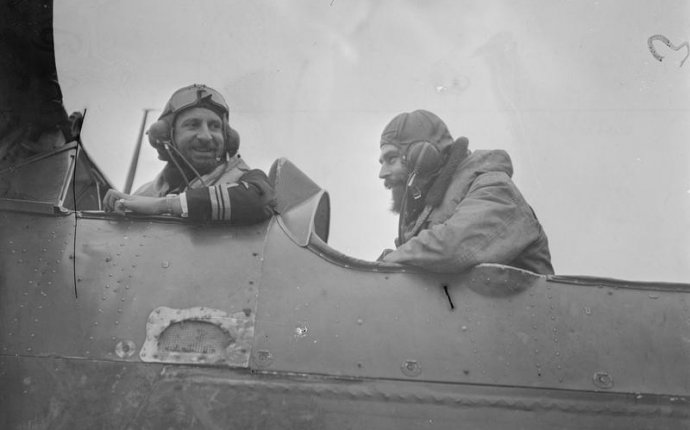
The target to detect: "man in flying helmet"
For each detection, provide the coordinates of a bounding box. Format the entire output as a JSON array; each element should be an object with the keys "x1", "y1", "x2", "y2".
[
  {"x1": 103, "y1": 84, "x2": 275, "y2": 224},
  {"x1": 377, "y1": 109, "x2": 553, "y2": 274}
]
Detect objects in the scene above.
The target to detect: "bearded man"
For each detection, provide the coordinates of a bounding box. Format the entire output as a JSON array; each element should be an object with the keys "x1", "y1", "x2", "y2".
[
  {"x1": 377, "y1": 110, "x2": 553, "y2": 274},
  {"x1": 103, "y1": 84, "x2": 274, "y2": 224}
]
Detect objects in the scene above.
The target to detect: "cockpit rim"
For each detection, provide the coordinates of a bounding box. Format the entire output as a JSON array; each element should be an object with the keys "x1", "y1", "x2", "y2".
[{"x1": 3, "y1": 141, "x2": 690, "y2": 289}]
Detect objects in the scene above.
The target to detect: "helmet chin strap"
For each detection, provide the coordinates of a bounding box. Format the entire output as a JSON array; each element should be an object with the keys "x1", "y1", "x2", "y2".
[
  {"x1": 163, "y1": 143, "x2": 192, "y2": 188},
  {"x1": 163, "y1": 142, "x2": 209, "y2": 187},
  {"x1": 397, "y1": 169, "x2": 423, "y2": 246}
]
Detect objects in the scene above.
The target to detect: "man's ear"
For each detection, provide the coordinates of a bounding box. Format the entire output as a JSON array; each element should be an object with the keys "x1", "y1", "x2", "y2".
[
  {"x1": 147, "y1": 119, "x2": 172, "y2": 161},
  {"x1": 406, "y1": 141, "x2": 442, "y2": 175},
  {"x1": 225, "y1": 126, "x2": 240, "y2": 157}
]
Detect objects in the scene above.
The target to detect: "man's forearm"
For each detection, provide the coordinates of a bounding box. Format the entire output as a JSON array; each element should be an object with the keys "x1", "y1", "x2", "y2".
[{"x1": 183, "y1": 170, "x2": 275, "y2": 223}]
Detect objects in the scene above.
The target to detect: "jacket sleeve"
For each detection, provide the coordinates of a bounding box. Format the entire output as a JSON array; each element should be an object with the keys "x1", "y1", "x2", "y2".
[
  {"x1": 183, "y1": 169, "x2": 276, "y2": 224},
  {"x1": 384, "y1": 171, "x2": 542, "y2": 273}
]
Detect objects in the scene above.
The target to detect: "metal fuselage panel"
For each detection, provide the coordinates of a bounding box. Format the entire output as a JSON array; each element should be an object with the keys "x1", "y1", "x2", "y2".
[
  {"x1": 2, "y1": 162, "x2": 690, "y2": 428},
  {"x1": 1, "y1": 210, "x2": 690, "y2": 428},
  {"x1": 2, "y1": 355, "x2": 688, "y2": 430},
  {"x1": 255, "y1": 220, "x2": 690, "y2": 397},
  {"x1": 0, "y1": 211, "x2": 267, "y2": 362},
  {"x1": 1, "y1": 212, "x2": 76, "y2": 356}
]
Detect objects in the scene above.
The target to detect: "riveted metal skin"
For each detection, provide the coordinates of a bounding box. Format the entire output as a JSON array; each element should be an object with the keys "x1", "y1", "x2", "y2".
[
  {"x1": 256, "y1": 214, "x2": 690, "y2": 397},
  {"x1": 3, "y1": 155, "x2": 690, "y2": 429},
  {"x1": 66, "y1": 212, "x2": 264, "y2": 363},
  {"x1": 2, "y1": 3, "x2": 690, "y2": 428},
  {"x1": 1, "y1": 356, "x2": 688, "y2": 429},
  {"x1": 1, "y1": 195, "x2": 265, "y2": 366}
]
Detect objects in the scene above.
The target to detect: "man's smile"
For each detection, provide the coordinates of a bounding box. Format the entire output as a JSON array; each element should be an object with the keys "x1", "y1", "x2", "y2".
[{"x1": 188, "y1": 142, "x2": 220, "y2": 157}]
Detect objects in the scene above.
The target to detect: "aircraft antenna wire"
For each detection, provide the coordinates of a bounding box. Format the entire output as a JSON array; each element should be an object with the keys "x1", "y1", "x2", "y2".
[
  {"x1": 72, "y1": 147, "x2": 78, "y2": 298},
  {"x1": 70, "y1": 111, "x2": 88, "y2": 298}
]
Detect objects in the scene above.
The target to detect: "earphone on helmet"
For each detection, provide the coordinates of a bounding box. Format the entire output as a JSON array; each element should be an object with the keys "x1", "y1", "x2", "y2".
[
  {"x1": 396, "y1": 140, "x2": 443, "y2": 245},
  {"x1": 403, "y1": 140, "x2": 443, "y2": 176}
]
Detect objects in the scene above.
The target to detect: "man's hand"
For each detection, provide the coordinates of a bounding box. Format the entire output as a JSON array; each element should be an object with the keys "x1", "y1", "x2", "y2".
[{"x1": 103, "y1": 189, "x2": 166, "y2": 215}]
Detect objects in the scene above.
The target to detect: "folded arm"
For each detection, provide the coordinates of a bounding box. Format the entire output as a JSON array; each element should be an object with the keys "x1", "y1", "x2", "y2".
[
  {"x1": 103, "y1": 169, "x2": 275, "y2": 224},
  {"x1": 184, "y1": 169, "x2": 275, "y2": 223},
  {"x1": 382, "y1": 172, "x2": 541, "y2": 273}
]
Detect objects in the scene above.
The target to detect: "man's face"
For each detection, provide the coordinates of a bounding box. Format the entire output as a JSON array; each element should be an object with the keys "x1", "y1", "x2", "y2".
[
  {"x1": 378, "y1": 144, "x2": 409, "y2": 213},
  {"x1": 173, "y1": 107, "x2": 225, "y2": 174}
]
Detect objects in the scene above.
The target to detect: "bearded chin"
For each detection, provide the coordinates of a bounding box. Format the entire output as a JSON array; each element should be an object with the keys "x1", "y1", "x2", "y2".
[
  {"x1": 390, "y1": 184, "x2": 406, "y2": 214},
  {"x1": 195, "y1": 158, "x2": 221, "y2": 175}
]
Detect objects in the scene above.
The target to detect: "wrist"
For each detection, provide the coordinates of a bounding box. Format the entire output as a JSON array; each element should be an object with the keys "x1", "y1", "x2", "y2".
[
  {"x1": 156, "y1": 197, "x2": 168, "y2": 215},
  {"x1": 163, "y1": 194, "x2": 182, "y2": 216}
]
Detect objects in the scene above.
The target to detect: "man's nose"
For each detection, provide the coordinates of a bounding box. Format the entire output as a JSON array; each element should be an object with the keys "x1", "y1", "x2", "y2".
[
  {"x1": 378, "y1": 164, "x2": 389, "y2": 179},
  {"x1": 197, "y1": 123, "x2": 212, "y2": 141}
]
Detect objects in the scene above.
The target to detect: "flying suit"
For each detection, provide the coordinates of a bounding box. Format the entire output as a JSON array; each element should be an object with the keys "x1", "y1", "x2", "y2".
[
  {"x1": 133, "y1": 155, "x2": 275, "y2": 224},
  {"x1": 385, "y1": 149, "x2": 554, "y2": 274}
]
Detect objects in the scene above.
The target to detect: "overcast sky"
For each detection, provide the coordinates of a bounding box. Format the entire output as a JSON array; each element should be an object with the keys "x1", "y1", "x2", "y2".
[{"x1": 54, "y1": 0, "x2": 690, "y2": 282}]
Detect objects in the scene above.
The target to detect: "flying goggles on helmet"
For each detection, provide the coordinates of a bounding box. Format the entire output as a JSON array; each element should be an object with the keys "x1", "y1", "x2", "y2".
[{"x1": 159, "y1": 84, "x2": 229, "y2": 120}]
